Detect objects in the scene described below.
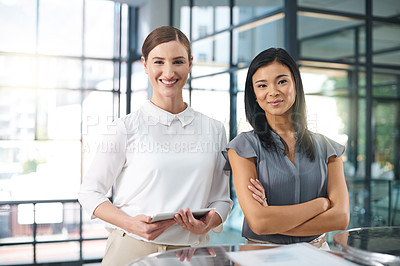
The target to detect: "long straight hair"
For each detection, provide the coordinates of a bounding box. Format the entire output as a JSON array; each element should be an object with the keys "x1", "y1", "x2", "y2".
[{"x1": 244, "y1": 48, "x2": 315, "y2": 161}]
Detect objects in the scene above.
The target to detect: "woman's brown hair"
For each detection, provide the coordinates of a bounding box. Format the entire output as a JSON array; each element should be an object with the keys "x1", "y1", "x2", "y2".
[{"x1": 142, "y1": 26, "x2": 191, "y2": 61}]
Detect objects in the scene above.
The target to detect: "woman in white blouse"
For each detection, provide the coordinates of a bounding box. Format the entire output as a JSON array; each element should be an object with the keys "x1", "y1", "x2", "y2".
[{"x1": 78, "y1": 26, "x2": 232, "y2": 265}]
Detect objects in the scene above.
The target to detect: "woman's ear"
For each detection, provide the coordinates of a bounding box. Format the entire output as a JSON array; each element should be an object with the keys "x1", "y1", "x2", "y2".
[
  {"x1": 141, "y1": 56, "x2": 148, "y2": 74},
  {"x1": 189, "y1": 56, "x2": 193, "y2": 68}
]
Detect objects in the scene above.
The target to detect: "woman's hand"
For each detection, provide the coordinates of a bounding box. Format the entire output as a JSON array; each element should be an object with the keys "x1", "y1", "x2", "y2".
[
  {"x1": 247, "y1": 178, "x2": 268, "y2": 207},
  {"x1": 125, "y1": 215, "x2": 176, "y2": 241},
  {"x1": 174, "y1": 208, "x2": 221, "y2": 235}
]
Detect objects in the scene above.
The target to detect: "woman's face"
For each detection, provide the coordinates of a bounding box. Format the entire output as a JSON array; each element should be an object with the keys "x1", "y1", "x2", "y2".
[
  {"x1": 252, "y1": 61, "x2": 296, "y2": 119},
  {"x1": 142, "y1": 40, "x2": 192, "y2": 101}
]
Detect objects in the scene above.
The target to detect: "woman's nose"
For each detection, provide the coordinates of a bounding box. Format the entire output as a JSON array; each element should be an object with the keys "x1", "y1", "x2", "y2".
[{"x1": 164, "y1": 64, "x2": 175, "y2": 78}]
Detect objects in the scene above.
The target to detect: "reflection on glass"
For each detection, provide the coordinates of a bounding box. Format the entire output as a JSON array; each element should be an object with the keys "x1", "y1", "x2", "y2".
[
  {"x1": 192, "y1": 33, "x2": 230, "y2": 77},
  {"x1": 233, "y1": 15, "x2": 284, "y2": 66},
  {"x1": 37, "y1": 89, "x2": 81, "y2": 140},
  {"x1": 0, "y1": 55, "x2": 36, "y2": 88},
  {"x1": 191, "y1": 73, "x2": 229, "y2": 91},
  {"x1": 0, "y1": 0, "x2": 36, "y2": 53},
  {"x1": 39, "y1": 58, "x2": 82, "y2": 89},
  {"x1": 84, "y1": 0, "x2": 115, "y2": 58},
  {"x1": 38, "y1": 0, "x2": 83, "y2": 56},
  {"x1": 233, "y1": 0, "x2": 283, "y2": 25},
  {"x1": 373, "y1": 22, "x2": 400, "y2": 66},
  {"x1": 298, "y1": 0, "x2": 365, "y2": 14},
  {"x1": 84, "y1": 60, "x2": 114, "y2": 90},
  {"x1": 299, "y1": 14, "x2": 360, "y2": 61},
  {"x1": 190, "y1": 90, "x2": 230, "y2": 139}
]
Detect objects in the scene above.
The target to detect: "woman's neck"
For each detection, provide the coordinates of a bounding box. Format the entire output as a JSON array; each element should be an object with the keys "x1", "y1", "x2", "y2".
[
  {"x1": 266, "y1": 113, "x2": 295, "y2": 136},
  {"x1": 150, "y1": 96, "x2": 187, "y2": 114}
]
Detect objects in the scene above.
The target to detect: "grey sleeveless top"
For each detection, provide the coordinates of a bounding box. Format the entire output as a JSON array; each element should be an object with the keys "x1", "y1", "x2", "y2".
[{"x1": 223, "y1": 130, "x2": 345, "y2": 244}]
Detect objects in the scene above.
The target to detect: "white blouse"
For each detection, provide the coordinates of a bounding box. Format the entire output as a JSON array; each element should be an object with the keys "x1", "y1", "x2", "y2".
[{"x1": 78, "y1": 100, "x2": 232, "y2": 246}]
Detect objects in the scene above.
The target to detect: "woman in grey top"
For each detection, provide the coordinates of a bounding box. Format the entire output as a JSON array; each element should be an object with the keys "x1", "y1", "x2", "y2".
[{"x1": 224, "y1": 48, "x2": 350, "y2": 248}]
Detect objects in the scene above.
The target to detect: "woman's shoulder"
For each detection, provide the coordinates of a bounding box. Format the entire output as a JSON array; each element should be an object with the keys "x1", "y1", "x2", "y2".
[
  {"x1": 232, "y1": 130, "x2": 258, "y2": 143},
  {"x1": 308, "y1": 131, "x2": 345, "y2": 159}
]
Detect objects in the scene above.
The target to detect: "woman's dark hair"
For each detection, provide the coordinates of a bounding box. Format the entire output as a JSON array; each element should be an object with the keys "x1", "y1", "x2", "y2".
[
  {"x1": 244, "y1": 47, "x2": 315, "y2": 161},
  {"x1": 142, "y1": 26, "x2": 191, "y2": 61}
]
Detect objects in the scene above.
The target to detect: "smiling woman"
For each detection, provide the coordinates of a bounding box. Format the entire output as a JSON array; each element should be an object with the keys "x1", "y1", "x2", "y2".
[
  {"x1": 78, "y1": 26, "x2": 232, "y2": 265},
  {"x1": 223, "y1": 47, "x2": 350, "y2": 249}
]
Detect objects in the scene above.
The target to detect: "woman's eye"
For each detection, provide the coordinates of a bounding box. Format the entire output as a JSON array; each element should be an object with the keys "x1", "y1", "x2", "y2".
[
  {"x1": 174, "y1": 60, "x2": 184, "y2": 64},
  {"x1": 278, "y1": 79, "x2": 287, "y2": 85},
  {"x1": 154, "y1": 61, "x2": 163, "y2": 64},
  {"x1": 257, "y1": 84, "x2": 267, "y2": 88}
]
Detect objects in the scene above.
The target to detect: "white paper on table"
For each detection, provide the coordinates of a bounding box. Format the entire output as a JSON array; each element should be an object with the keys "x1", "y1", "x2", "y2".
[{"x1": 226, "y1": 243, "x2": 357, "y2": 266}]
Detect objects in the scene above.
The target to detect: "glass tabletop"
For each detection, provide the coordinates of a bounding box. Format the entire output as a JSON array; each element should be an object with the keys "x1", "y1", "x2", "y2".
[
  {"x1": 128, "y1": 243, "x2": 347, "y2": 266},
  {"x1": 333, "y1": 226, "x2": 400, "y2": 266}
]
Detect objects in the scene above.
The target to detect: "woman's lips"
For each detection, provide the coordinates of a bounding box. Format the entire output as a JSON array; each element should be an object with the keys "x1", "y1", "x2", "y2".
[
  {"x1": 160, "y1": 79, "x2": 178, "y2": 85},
  {"x1": 269, "y1": 100, "x2": 283, "y2": 106}
]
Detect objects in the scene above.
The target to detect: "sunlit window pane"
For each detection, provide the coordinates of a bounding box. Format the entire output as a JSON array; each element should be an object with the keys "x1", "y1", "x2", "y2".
[
  {"x1": 38, "y1": 0, "x2": 83, "y2": 56},
  {"x1": 0, "y1": 88, "x2": 35, "y2": 141},
  {"x1": 84, "y1": 60, "x2": 114, "y2": 90},
  {"x1": 298, "y1": 0, "x2": 365, "y2": 14},
  {"x1": 373, "y1": 22, "x2": 400, "y2": 66},
  {"x1": 0, "y1": 141, "x2": 81, "y2": 200},
  {"x1": 233, "y1": 15, "x2": 284, "y2": 66},
  {"x1": 84, "y1": 0, "x2": 115, "y2": 58},
  {"x1": 120, "y1": 4, "x2": 129, "y2": 58},
  {"x1": 83, "y1": 239, "x2": 107, "y2": 260},
  {"x1": 82, "y1": 91, "x2": 114, "y2": 176},
  {"x1": 233, "y1": 0, "x2": 283, "y2": 25},
  {"x1": 301, "y1": 66, "x2": 350, "y2": 96},
  {"x1": 0, "y1": 0, "x2": 36, "y2": 53},
  {"x1": 36, "y1": 242, "x2": 80, "y2": 263},
  {"x1": 0, "y1": 55, "x2": 36, "y2": 88},
  {"x1": 37, "y1": 89, "x2": 81, "y2": 140},
  {"x1": 173, "y1": 0, "x2": 190, "y2": 38},
  {"x1": 192, "y1": 32, "x2": 230, "y2": 77},
  {"x1": 190, "y1": 90, "x2": 230, "y2": 139},
  {"x1": 192, "y1": 0, "x2": 230, "y2": 39},
  {"x1": 0, "y1": 244, "x2": 33, "y2": 265},
  {"x1": 191, "y1": 73, "x2": 230, "y2": 91},
  {"x1": 299, "y1": 14, "x2": 361, "y2": 62},
  {"x1": 373, "y1": 0, "x2": 400, "y2": 17},
  {"x1": 38, "y1": 58, "x2": 82, "y2": 89}
]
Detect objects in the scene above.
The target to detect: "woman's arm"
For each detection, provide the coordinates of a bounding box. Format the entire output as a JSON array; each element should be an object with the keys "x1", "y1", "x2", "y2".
[
  {"x1": 228, "y1": 149, "x2": 330, "y2": 235},
  {"x1": 94, "y1": 201, "x2": 176, "y2": 241},
  {"x1": 280, "y1": 155, "x2": 350, "y2": 236}
]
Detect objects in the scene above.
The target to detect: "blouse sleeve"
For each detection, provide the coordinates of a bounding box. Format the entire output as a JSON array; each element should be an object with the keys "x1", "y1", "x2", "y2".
[
  {"x1": 222, "y1": 132, "x2": 258, "y2": 171},
  {"x1": 320, "y1": 135, "x2": 346, "y2": 163},
  {"x1": 78, "y1": 119, "x2": 127, "y2": 219},
  {"x1": 207, "y1": 123, "x2": 233, "y2": 233}
]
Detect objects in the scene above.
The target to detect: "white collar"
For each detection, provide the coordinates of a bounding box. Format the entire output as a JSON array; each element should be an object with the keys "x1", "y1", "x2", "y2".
[{"x1": 142, "y1": 100, "x2": 195, "y2": 127}]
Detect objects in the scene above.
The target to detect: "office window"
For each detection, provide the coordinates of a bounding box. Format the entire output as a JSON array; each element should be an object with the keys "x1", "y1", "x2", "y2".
[{"x1": 0, "y1": 0, "x2": 37, "y2": 53}]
